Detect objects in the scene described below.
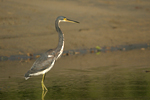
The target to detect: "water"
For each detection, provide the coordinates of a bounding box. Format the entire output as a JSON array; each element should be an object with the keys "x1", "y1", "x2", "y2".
[{"x1": 0, "y1": 50, "x2": 150, "y2": 100}]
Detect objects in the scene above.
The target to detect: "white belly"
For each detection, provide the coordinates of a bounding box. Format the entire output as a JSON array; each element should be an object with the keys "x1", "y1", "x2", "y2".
[{"x1": 30, "y1": 60, "x2": 56, "y2": 76}]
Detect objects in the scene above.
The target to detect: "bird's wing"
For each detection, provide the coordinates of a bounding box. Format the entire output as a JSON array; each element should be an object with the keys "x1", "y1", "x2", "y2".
[{"x1": 30, "y1": 49, "x2": 55, "y2": 73}]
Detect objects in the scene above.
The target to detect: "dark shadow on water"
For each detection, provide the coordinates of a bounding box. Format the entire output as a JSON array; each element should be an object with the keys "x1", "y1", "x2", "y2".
[{"x1": 0, "y1": 43, "x2": 149, "y2": 61}]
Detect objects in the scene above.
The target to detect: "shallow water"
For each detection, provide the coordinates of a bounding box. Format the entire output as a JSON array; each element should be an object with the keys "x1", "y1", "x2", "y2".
[{"x1": 0, "y1": 50, "x2": 150, "y2": 100}]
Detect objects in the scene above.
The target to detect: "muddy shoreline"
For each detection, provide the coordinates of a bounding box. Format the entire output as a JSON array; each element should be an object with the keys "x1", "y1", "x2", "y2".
[{"x1": 0, "y1": 0, "x2": 150, "y2": 56}]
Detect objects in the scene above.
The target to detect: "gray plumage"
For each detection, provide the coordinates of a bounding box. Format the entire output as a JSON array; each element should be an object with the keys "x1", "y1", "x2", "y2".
[
  {"x1": 24, "y1": 16, "x2": 79, "y2": 90},
  {"x1": 25, "y1": 49, "x2": 55, "y2": 79}
]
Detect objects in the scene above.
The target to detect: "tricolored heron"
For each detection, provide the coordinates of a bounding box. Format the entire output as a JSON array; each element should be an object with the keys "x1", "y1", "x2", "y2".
[{"x1": 24, "y1": 16, "x2": 79, "y2": 91}]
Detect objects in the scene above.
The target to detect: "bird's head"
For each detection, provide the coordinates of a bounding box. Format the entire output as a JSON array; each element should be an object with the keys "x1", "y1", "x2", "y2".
[{"x1": 57, "y1": 16, "x2": 79, "y2": 23}]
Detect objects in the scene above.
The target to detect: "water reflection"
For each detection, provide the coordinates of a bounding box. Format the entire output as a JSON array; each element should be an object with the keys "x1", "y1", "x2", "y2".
[
  {"x1": 0, "y1": 50, "x2": 150, "y2": 100},
  {"x1": 42, "y1": 90, "x2": 47, "y2": 100}
]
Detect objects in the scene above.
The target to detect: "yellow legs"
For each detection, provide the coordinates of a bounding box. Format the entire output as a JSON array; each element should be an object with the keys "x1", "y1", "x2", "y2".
[
  {"x1": 41, "y1": 74, "x2": 48, "y2": 100},
  {"x1": 41, "y1": 74, "x2": 48, "y2": 91}
]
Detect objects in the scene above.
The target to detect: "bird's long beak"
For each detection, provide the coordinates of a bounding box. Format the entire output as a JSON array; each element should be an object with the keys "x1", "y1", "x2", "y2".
[{"x1": 64, "y1": 18, "x2": 79, "y2": 23}]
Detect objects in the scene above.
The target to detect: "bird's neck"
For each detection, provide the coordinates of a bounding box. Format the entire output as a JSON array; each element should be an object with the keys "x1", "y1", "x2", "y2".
[{"x1": 55, "y1": 20, "x2": 64, "y2": 59}]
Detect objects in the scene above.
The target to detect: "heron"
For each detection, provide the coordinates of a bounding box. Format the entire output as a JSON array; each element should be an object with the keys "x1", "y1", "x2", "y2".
[{"x1": 24, "y1": 16, "x2": 79, "y2": 91}]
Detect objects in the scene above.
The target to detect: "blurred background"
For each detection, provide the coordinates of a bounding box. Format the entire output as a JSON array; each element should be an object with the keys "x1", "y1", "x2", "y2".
[{"x1": 0, "y1": 0, "x2": 150, "y2": 100}]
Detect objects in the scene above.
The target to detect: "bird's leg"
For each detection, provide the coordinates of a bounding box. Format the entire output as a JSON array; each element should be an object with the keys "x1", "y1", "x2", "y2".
[{"x1": 41, "y1": 74, "x2": 48, "y2": 91}]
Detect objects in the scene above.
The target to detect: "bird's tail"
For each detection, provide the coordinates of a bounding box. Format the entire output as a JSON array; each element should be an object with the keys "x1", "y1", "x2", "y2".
[{"x1": 24, "y1": 71, "x2": 31, "y2": 80}]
